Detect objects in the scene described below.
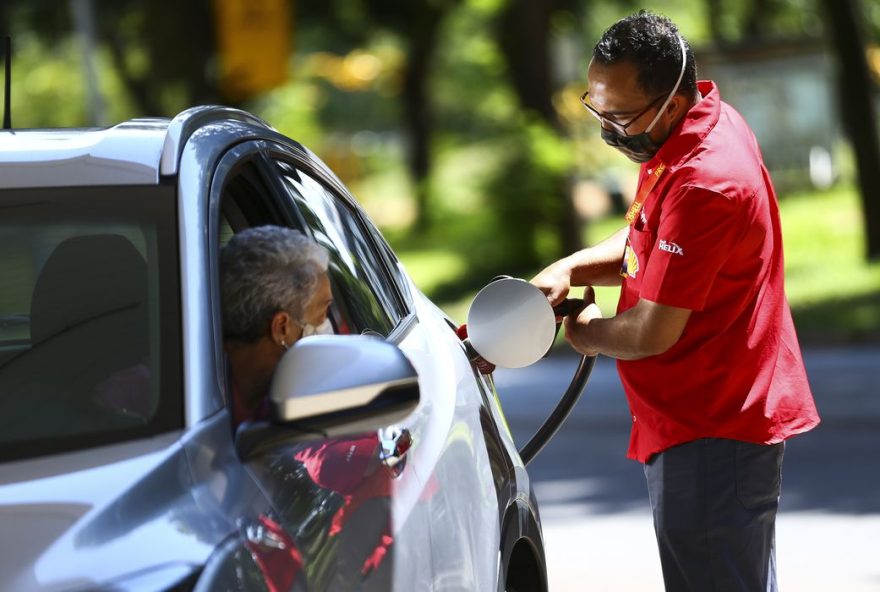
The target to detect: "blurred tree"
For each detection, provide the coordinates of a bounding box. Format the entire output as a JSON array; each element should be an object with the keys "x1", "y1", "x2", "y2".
[
  {"x1": 821, "y1": 0, "x2": 880, "y2": 260},
  {"x1": 495, "y1": 0, "x2": 583, "y2": 258},
  {"x1": 694, "y1": 0, "x2": 879, "y2": 260},
  {"x1": 483, "y1": 118, "x2": 574, "y2": 274},
  {"x1": 2, "y1": 0, "x2": 219, "y2": 116},
  {"x1": 744, "y1": 0, "x2": 781, "y2": 39},
  {"x1": 393, "y1": 0, "x2": 460, "y2": 232},
  {"x1": 701, "y1": 0, "x2": 823, "y2": 44},
  {"x1": 705, "y1": 0, "x2": 728, "y2": 44},
  {"x1": 299, "y1": 0, "x2": 461, "y2": 231}
]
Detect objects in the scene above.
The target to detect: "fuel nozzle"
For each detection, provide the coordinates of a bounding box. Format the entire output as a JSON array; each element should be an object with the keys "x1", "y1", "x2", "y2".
[{"x1": 552, "y1": 298, "x2": 585, "y2": 319}]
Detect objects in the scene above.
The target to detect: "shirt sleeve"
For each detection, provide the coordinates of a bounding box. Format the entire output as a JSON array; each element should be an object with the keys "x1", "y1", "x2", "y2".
[{"x1": 640, "y1": 185, "x2": 748, "y2": 311}]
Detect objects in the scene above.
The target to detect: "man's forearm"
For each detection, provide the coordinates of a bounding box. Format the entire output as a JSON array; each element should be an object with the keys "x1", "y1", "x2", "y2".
[
  {"x1": 565, "y1": 226, "x2": 628, "y2": 287},
  {"x1": 569, "y1": 298, "x2": 692, "y2": 360},
  {"x1": 579, "y1": 314, "x2": 656, "y2": 360}
]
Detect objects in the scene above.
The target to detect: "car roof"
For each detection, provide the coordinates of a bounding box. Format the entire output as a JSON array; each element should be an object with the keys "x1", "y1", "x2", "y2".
[
  {"x1": 0, "y1": 119, "x2": 170, "y2": 188},
  {"x1": 0, "y1": 106, "x2": 273, "y2": 189}
]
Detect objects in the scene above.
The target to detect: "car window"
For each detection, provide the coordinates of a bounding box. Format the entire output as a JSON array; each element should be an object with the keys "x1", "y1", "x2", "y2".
[
  {"x1": 0, "y1": 186, "x2": 182, "y2": 462},
  {"x1": 272, "y1": 160, "x2": 402, "y2": 337}
]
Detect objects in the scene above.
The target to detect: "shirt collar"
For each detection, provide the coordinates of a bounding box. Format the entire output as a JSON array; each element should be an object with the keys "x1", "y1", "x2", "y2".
[{"x1": 647, "y1": 80, "x2": 720, "y2": 170}]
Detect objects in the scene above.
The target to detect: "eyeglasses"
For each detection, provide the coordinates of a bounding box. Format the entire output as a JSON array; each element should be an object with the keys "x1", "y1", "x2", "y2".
[{"x1": 580, "y1": 90, "x2": 667, "y2": 136}]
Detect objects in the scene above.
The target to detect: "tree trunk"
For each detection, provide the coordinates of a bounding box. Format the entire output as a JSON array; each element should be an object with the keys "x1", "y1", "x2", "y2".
[
  {"x1": 499, "y1": 0, "x2": 558, "y2": 126},
  {"x1": 498, "y1": 0, "x2": 582, "y2": 256},
  {"x1": 401, "y1": 13, "x2": 442, "y2": 232},
  {"x1": 704, "y1": 0, "x2": 727, "y2": 45},
  {"x1": 745, "y1": 0, "x2": 775, "y2": 39},
  {"x1": 822, "y1": 0, "x2": 880, "y2": 260}
]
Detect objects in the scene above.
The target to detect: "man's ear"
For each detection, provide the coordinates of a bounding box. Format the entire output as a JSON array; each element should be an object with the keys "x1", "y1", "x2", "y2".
[
  {"x1": 666, "y1": 93, "x2": 687, "y2": 122},
  {"x1": 269, "y1": 311, "x2": 299, "y2": 347}
]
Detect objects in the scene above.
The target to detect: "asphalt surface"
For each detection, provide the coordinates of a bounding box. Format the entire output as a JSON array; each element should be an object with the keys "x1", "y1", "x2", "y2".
[{"x1": 494, "y1": 346, "x2": 880, "y2": 592}]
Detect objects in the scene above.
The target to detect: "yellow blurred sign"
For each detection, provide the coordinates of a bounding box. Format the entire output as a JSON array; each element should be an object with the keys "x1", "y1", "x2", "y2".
[
  {"x1": 868, "y1": 45, "x2": 880, "y2": 84},
  {"x1": 214, "y1": 0, "x2": 291, "y2": 100}
]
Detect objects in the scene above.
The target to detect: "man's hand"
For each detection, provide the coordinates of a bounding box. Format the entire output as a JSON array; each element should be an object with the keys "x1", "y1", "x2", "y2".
[
  {"x1": 531, "y1": 228, "x2": 629, "y2": 300},
  {"x1": 563, "y1": 286, "x2": 602, "y2": 357},
  {"x1": 531, "y1": 260, "x2": 572, "y2": 307}
]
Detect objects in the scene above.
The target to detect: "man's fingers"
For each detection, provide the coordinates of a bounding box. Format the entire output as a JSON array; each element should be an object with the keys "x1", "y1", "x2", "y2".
[
  {"x1": 563, "y1": 307, "x2": 582, "y2": 333},
  {"x1": 548, "y1": 285, "x2": 570, "y2": 307},
  {"x1": 530, "y1": 273, "x2": 570, "y2": 307}
]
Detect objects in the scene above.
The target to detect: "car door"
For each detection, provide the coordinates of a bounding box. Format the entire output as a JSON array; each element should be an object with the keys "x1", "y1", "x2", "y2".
[
  {"x1": 0, "y1": 183, "x2": 234, "y2": 591},
  {"x1": 264, "y1": 148, "x2": 504, "y2": 591},
  {"x1": 205, "y1": 141, "x2": 428, "y2": 591}
]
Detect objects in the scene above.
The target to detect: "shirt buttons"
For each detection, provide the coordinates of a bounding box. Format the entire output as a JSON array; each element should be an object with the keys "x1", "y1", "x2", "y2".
[{"x1": 632, "y1": 415, "x2": 637, "y2": 423}]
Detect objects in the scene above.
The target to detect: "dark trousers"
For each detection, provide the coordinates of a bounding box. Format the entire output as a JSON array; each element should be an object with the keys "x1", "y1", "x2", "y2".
[{"x1": 644, "y1": 438, "x2": 784, "y2": 592}]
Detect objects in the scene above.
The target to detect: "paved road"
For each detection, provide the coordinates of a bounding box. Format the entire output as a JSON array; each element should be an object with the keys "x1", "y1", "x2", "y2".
[{"x1": 494, "y1": 347, "x2": 880, "y2": 591}]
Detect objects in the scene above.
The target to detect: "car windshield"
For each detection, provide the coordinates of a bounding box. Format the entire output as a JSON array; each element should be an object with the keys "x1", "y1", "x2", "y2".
[{"x1": 0, "y1": 185, "x2": 182, "y2": 462}]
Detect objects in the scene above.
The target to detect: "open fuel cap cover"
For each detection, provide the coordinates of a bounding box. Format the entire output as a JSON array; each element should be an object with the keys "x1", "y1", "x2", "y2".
[{"x1": 466, "y1": 277, "x2": 556, "y2": 368}]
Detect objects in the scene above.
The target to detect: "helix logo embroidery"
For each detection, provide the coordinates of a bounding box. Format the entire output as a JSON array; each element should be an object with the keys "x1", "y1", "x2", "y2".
[{"x1": 659, "y1": 240, "x2": 684, "y2": 256}]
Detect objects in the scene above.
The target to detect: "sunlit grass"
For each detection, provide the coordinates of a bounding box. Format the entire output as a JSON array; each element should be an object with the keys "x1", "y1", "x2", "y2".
[
  {"x1": 780, "y1": 188, "x2": 878, "y2": 304},
  {"x1": 778, "y1": 186, "x2": 880, "y2": 342}
]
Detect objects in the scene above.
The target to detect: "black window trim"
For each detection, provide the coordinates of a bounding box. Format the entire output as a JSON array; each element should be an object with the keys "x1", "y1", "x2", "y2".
[{"x1": 207, "y1": 141, "x2": 301, "y2": 407}]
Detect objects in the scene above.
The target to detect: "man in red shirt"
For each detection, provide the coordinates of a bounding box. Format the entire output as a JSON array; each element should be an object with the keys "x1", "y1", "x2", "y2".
[{"x1": 532, "y1": 11, "x2": 819, "y2": 591}]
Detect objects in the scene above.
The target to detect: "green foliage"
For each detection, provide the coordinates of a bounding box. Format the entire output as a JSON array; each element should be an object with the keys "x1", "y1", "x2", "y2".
[
  {"x1": 9, "y1": 34, "x2": 138, "y2": 127},
  {"x1": 482, "y1": 118, "x2": 573, "y2": 271},
  {"x1": 580, "y1": 1, "x2": 710, "y2": 45},
  {"x1": 431, "y1": 0, "x2": 518, "y2": 137},
  {"x1": 250, "y1": 81, "x2": 325, "y2": 150},
  {"x1": 866, "y1": 1, "x2": 880, "y2": 40},
  {"x1": 11, "y1": 35, "x2": 87, "y2": 127}
]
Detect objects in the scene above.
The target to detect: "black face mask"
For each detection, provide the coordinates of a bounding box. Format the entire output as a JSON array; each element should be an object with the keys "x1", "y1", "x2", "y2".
[{"x1": 600, "y1": 126, "x2": 663, "y2": 163}]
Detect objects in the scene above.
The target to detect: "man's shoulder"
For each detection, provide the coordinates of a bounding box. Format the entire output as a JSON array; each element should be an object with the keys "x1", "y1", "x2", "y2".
[{"x1": 669, "y1": 119, "x2": 768, "y2": 200}]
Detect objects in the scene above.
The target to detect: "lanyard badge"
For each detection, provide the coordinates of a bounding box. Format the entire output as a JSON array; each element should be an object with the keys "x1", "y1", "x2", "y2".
[{"x1": 620, "y1": 163, "x2": 666, "y2": 278}]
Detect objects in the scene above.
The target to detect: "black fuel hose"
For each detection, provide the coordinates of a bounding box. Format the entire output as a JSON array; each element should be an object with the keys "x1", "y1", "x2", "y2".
[
  {"x1": 518, "y1": 353, "x2": 596, "y2": 466},
  {"x1": 474, "y1": 278, "x2": 597, "y2": 465}
]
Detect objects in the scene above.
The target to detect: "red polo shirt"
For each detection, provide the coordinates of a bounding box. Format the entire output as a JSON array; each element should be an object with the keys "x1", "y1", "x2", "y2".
[{"x1": 617, "y1": 80, "x2": 820, "y2": 463}]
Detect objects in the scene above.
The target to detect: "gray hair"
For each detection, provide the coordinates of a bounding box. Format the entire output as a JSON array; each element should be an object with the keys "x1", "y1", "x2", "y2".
[{"x1": 221, "y1": 226, "x2": 329, "y2": 343}]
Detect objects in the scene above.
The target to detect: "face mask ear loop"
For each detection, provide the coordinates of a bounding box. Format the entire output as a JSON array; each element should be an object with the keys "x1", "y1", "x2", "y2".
[{"x1": 644, "y1": 35, "x2": 688, "y2": 134}]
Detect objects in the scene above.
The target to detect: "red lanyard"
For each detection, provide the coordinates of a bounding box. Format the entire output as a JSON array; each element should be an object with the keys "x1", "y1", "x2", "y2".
[
  {"x1": 620, "y1": 163, "x2": 666, "y2": 278},
  {"x1": 625, "y1": 163, "x2": 666, "y2": 226}
]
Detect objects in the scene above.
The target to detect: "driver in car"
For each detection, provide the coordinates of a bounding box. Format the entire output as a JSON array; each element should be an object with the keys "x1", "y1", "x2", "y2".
[{"x1": 219, "y1": 225, "x2": 334, "y2": 427}]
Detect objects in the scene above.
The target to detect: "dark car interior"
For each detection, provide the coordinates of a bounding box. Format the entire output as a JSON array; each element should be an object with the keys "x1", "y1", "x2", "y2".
[{"x1": 0, "y1": 186, "x2": 182, "y2": 462}]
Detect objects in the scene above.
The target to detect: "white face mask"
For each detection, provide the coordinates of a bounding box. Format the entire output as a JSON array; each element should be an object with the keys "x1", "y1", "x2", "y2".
[{"x1": 301, "y1": 317, "x2": 334, "y2": 338}]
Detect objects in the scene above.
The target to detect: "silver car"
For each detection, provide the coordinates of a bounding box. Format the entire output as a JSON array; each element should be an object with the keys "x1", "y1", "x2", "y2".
[{"x1": 0, "y1": 107, "x2": 548, "y2": 591}]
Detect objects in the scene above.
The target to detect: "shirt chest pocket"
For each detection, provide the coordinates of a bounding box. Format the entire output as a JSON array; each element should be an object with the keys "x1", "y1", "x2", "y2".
[{"x1": 621, "y1": 226, "x2": 655, "y2": 287}]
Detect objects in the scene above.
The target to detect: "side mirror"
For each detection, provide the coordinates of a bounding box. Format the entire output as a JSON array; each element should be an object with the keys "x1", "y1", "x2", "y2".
[{"x1": 236, "y1": 335, "x2": 420, "y2": 460}]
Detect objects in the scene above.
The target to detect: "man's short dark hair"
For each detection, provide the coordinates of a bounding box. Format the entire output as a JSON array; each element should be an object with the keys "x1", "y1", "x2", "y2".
[{"x1": 593, "y1": 11, "x2": 697, "y2": 98}]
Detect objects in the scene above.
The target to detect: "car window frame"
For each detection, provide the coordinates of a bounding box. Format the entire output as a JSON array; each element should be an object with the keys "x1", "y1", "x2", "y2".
[
  {"x1": 263, "y1": 144, "x2": 417, "y2": 343},
  {"x1": 206, "y1": 141, "x2": 304, "y2": 407},
  {"x1": 207, "y1": 139, "x2": 420, "y2": 404}
]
